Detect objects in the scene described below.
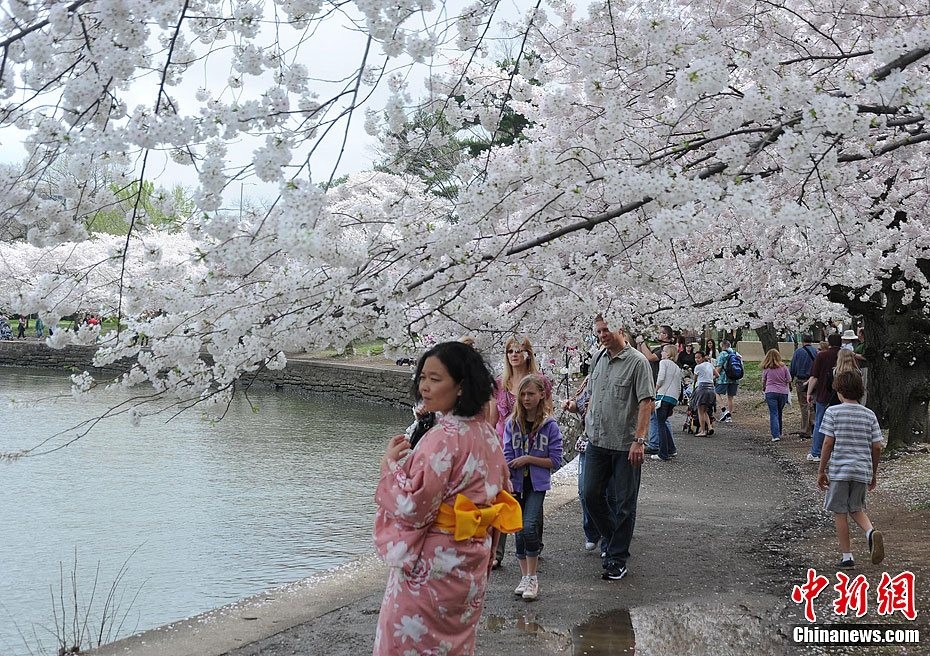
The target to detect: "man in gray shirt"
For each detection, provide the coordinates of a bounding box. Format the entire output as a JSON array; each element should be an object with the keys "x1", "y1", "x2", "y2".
[{"x1": 582, "y1": 314, "x2": 656, "y2": 580}]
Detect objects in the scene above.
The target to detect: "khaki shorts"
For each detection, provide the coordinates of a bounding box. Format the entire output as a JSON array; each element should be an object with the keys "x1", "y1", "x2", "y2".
[{"x1": 824, "y1": 479, "x2": 868, "y2": 513}]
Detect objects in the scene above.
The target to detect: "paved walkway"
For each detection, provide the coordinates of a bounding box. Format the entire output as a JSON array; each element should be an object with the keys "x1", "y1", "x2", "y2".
[{"x1": 219, "y1": 413, "x2": 813, "y2": 656}]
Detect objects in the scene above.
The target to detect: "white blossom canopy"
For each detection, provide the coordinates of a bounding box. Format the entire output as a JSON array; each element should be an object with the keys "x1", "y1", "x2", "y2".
[{"x1": 1, "y1": 0, "x2": 928, "y2": 413}]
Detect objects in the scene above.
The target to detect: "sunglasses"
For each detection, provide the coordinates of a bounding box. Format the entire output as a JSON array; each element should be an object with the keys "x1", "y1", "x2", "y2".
[{"x1": 507, "y1": 349, "x2": 527, "y2": 354}]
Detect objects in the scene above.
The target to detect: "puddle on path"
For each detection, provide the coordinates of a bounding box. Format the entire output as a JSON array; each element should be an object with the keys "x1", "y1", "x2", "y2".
[
  {"x1": 572, "y1": 609, "x2": 636, "y2": 655},
  {"x1": 483, "y1": 612, "x2": 546, "y2": 635},
  {"x1": 483, "y1": 608, "x2": 636, "y2": 654}
]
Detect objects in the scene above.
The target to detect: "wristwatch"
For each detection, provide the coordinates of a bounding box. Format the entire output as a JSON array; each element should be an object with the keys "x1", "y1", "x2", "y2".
[{"x1": 634, "y1": 437, "x2": 646, "y2": 445}]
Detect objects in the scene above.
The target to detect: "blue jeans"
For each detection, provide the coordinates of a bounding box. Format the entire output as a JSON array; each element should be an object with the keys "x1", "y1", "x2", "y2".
[
  {"x1": 578, "y1": 450, "x2": 618, "y2": 544},
  {"x1": 515, "y1": 489, "x2": 546, "y2": 558},
  {"x1": 765, "y1": 392, "x2": 788, "y2": 439},
  {"x1": 581, "y1": 443, "x2": 642, "y2": 570},
  {"x1": 648, "y1": 412, "x2": 672, "y2": 450},
  {"x1": 656, "y1": 400, "x2": 677, "y2": 460},
  {"x1": 811, "y1": 401, "x2": 829, "y2": 456}
]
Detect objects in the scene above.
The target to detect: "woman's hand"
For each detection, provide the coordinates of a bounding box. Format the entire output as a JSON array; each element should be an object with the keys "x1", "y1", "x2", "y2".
[
  {"x1": 509, "y1": 455, "x2": 530, "y2": 468},
  {"x1": 382, "y1": 434, "x2": 411, "y2": 469}
]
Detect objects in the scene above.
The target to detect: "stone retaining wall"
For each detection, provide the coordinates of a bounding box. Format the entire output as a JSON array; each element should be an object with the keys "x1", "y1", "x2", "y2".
[{"x1": 0, "y1": 340, "x2": 412, "y2": 408}]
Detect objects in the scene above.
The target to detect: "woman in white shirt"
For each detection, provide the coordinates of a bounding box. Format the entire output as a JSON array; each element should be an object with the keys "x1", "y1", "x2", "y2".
[
  {"x1": 692, "y1": 351, "x2": 717, "y2": 436},
  {"x1": 653, "y1": 345, "x2": 683, "y2": 461}
]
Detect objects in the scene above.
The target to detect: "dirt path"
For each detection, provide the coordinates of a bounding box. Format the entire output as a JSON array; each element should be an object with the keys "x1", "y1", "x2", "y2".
[{"x1": 226, "y1": 398, "x2": 856, "y2": 656}]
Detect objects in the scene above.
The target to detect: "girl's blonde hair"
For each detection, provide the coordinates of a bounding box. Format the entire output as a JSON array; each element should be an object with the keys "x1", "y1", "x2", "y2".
[
  {"x1": 834, "y1": 348, "x2": 860, "y2": 375},
  {"x1": 511, "y1": 373, "x2": 553, "y2": 434},
  {"x1": 661, "y1": 344, "x2": 677, "y2": 359},
  {"x1": 502, "y1": 335, "x2": 539, "y2": 391},
  {"x1": 761, "y1": 348, "x2": 783, "y2": 369}
]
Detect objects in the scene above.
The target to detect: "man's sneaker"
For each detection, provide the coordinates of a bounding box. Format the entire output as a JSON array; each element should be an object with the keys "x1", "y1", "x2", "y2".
[
  {"x1": 644, "y1": 447, "x2": 659, "y2": 455},
  {"x1": 602, "y1": 564, "x2": 628, "y2": 581},
  {"x1": 584, "y1": 541, "x2": 598, "y2": 551},
  {"x1": 839, "y1": 557, "x2": 855, "y2": 569},
  {"x1": 723, "y1": 415, "x2": 733, "y2": 423},
  {"x1": 869, "y1": 530, "x2": 885, "y2": 564},
  {"x1": 771, "y1": 436, "x2": 781, "y2": 442},
  {"x1": 806, "y1": 453, "x2": 820, "y2": 462},
  {"x1": 670, "y1": 450, "x2": 678, "y2": 458},
  {"x1": 720, "y1": 409, "x2": 731, "y2": 421},
  {"x1": 522, "y1": 575, "x2": 539, "y2": 600},
  {"x1": 514, "y1": 575, "x2": 530, "y2": 596}
]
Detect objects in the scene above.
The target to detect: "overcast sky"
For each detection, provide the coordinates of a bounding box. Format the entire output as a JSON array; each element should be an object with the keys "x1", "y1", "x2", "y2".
[{"x1": 0, "y1": 1, "x2": 529, "y2": 207}]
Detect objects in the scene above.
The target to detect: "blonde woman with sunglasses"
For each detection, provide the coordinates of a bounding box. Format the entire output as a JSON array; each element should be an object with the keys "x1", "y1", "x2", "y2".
[{"x1": 489, "y1": 335, "x2": 549, "y2": 568}]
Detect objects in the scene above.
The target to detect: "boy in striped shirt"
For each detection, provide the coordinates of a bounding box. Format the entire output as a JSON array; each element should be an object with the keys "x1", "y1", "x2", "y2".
[{"x1": 817, "y1": 370, "x2": 885, "y2": 569}]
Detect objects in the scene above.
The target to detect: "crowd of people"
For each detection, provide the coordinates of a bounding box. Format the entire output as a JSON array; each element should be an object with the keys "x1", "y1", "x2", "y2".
[
  {"x1": 368, "y1": 318, "x2": 881, "y2": 655},
  {"x1": 0, "y1": 313, "x2": 105, "y2": 340}
]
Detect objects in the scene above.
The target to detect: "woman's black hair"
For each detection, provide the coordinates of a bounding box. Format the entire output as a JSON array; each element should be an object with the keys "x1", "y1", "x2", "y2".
[{"x1": 411, "y1": 341, "x2": 496, "y2": 417}]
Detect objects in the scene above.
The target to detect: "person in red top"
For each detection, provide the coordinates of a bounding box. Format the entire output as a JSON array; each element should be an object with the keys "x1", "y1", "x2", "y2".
[{"x1": 806, "y1": 333, "x2": 842, "y2": 461}]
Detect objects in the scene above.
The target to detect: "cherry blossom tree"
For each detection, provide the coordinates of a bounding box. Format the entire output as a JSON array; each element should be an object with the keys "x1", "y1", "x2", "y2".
[{"x1": 1, "y1": 1, "x2": 928, "y2": 446}]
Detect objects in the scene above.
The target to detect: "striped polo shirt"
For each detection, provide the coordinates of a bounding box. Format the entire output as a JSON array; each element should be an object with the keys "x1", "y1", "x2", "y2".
[{"x1": 820, "y1": 403, "x2": 883, "y2": 483}]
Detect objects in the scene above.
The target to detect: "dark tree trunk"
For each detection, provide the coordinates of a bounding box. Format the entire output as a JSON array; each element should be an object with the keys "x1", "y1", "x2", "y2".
[
  {"x1": 829, "y1": 267, "x2": 930, "y2": 449},
  {"x1": 756, "y1": 323, "x2": 780, "y2": 354}
]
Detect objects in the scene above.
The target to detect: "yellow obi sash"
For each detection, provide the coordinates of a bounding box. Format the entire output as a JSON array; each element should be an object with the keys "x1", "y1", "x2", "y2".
[{"x1": 434, "y1": 491, "x2": 523, "y2": 541}]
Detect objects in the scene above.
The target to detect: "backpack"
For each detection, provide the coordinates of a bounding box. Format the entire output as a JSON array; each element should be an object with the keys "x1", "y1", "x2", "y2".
[{"x1": 723, "y1": 350, "x2": 744, "y2": 380}]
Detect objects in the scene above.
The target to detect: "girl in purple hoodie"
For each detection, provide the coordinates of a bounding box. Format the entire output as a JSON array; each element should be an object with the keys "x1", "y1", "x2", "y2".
[{"x1": 503, "y1": 374, "x2": 563, "y2": 601}]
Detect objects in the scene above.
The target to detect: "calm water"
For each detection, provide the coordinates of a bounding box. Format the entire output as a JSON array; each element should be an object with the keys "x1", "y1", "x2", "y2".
[{"x1": 0, "y1": 368, "x2": 408, "y2": 656}]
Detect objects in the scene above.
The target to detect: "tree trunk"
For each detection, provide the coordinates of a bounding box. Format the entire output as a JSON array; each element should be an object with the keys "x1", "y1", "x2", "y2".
[
  {"x1": 756, "y1": 322, "x2": 780, "y2": 354},
  {"x1": 830, "y1": 274, "x2": 930, "y2": 449},
  {"x1": 861, "y1": 312, "x2": 930, "y2": 449}
]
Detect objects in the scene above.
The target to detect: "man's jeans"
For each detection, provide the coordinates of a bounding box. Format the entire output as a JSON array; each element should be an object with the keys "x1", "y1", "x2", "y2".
[
  {"x1": 581, "y1": 443, "x2": 642, "y2": 569},
  {"x1": 795, "y1": 379, "x2": 813, "y2": 436},
  {"x1": 648, "y1": 411, "x2": 672, "y2": 450},
  {"x1": 578, "y1": 450, "x2": 618, "y2": 544},
  {"x1": 811, "y1": 401, "x2": 829, "y2": 456},
  {"x1": 514, "y1": 489, "x2": 546, "y2": 558}
]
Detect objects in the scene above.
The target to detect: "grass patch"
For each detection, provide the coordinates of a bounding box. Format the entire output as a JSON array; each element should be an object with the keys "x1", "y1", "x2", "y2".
[{"x1": 740, "y1": 361, "x2": 762, "y2": 392}]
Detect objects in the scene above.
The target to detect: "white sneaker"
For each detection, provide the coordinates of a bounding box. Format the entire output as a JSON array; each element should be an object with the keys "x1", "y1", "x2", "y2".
[
  {"x1": 522, "y1": 575, "x2": 539, "y2": 600},
  {"x1": 806, "y1": 453, "x2": 820, "y2": 462},
  {"x1": 584, "y1": 541, "x2": 597, "y2": 551},
  {"x1": 771, "y1": 436, "x2": 781, "y2": 442},
  {"x1": 514, "y1": 575, "x2": 530, "y2": 596}
]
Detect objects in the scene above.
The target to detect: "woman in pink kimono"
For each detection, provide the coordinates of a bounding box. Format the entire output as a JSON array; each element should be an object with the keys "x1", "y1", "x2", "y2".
[{"x1": 374, "y1": 341, "x2": 521, "y2": 656}]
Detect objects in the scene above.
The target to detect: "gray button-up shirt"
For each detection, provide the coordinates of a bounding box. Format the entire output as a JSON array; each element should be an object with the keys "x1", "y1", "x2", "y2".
[{"x1": 584, "y1": 345, "x2": 656, "y2": 451}]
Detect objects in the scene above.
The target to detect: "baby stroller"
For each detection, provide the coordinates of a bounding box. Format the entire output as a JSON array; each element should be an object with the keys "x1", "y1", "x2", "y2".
[
  {"x1": 679, "y1": 366, "x2": 693, "y2": 406},
  {"x1": 684, "y1": 381, "x2": 716, "y2": 435}
]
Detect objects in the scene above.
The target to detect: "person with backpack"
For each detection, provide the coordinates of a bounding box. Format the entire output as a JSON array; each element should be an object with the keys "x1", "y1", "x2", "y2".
[
  {"x1": 714, "y1": 340, "x2": 744, "y2": 422},
  {"x1": 789, "y1": 335, "x2": 818, "y2": 438}
]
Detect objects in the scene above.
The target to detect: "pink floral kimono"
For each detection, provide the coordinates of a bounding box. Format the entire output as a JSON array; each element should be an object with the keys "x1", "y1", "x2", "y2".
[{"x1": 373, "y1": 414, "x2": 518, "y2": 655}]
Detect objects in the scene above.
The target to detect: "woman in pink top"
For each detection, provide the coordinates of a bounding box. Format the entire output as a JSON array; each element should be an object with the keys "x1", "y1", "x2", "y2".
[
  {"x1": 761, "y1": 348, "x2": 792, "y2": 442},
  {"x1": 488, "y1": 335, "x2": 545, "y2": 568}
]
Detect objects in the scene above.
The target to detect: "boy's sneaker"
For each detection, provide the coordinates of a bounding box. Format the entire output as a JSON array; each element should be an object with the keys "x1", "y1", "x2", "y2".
[
  {"x1": 720, "y1": 409, "x2": 731, "y2": 421},
  {"x1": 869, "y1": 530, "x2": 885, "y2": 564},
  {"x1": 839, "y1": 557, "x2": 855, "y2": 569},
  {"x1": 514, "y1": 575, "x2": 530, "y2": 596},
  {"x1": 522, "y1": 576, "x2": 539, "y2": 600},
  {"x1": 723, "y1": 414, "x2": 733, "y2": 423},
  {"x1": 806, "y1": 453, "x2": 820, "y2": 462},
  {"x1": 602, "y1": 564, "x2": 628, "y2": 581}
]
